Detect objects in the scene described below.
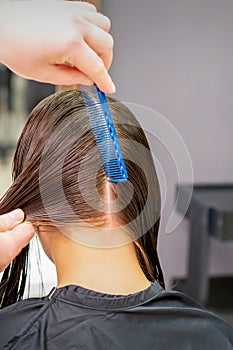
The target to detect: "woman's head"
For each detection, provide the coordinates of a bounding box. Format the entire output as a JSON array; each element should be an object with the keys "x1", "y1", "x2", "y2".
[{"x1": 0, "y1": 89, "x2": 164, "y2": 307}]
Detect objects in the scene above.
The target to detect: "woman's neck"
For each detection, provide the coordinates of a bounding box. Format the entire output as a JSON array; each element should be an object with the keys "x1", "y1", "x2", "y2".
[{"x1": 50, "y1": 229, "x2": 151, "y2": 295}]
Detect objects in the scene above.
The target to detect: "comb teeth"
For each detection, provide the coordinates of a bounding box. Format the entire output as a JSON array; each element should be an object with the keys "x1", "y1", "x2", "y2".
[{"x1": 80, "y1": 84, "x2": 128, "y2": 183}]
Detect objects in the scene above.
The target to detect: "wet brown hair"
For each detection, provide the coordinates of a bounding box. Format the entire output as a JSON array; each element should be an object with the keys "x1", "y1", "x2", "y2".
[{"x1": 0, "y1": 89, "x2": 164, "y2": 308}]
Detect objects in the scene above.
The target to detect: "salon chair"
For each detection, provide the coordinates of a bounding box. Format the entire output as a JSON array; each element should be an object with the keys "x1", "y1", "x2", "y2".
[{"x1": 173, "y1": 183, "x2": 233, "y2": 311}]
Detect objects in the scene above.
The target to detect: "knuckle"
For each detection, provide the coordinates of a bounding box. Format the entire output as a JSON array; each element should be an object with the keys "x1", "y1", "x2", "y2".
[
  {"x1": 102, "y1": 15, "x2": 111, "y2": 31},
  {"x1": 88, "y1": 3, "x2": 97, "y2": 12},
  {"x1": 67, "y1": 34, "x2": 84, "y2": 51},
  {"x1": 107, "y1": 34, "x2": 114, "y2": 49},
  {"x1": 73, "y1": 16, "x2": 86, "y2": 31},
  {"x1": 72, "y1": 1, "x2": 97, "y2": 12}
]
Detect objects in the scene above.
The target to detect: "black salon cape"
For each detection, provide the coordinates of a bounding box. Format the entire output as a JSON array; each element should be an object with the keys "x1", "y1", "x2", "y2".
[{"x1": 0, "y1": 282, "x2": 232, "y2": 349}]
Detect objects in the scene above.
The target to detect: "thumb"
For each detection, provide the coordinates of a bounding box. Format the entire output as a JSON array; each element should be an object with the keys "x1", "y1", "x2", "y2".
[
  {"x1": 0, "y1": 209, "x2": 25, "y2": 232},
  {"x1": 0, "y1": 222, "x2": 35, "y2": 272},
  {"x1": 10, "y1": 221, "x2": 35, "y2": 250}
]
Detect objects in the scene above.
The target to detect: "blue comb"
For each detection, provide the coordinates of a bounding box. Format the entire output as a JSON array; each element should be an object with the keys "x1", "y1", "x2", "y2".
[{"x1": 80, "y1": 84, "x2": 128, "y2": 183}]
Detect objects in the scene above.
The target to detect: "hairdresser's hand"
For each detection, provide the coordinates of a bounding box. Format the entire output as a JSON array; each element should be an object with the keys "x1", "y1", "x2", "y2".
[
  {"x1": 0, "y1": 209, "x2": 35, "y2": 272},
  {"x1": 0, "y1": 1, "x2": 115, "y2": 93}
]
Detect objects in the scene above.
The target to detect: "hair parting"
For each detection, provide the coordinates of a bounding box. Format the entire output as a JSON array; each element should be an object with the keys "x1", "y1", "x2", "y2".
[{"x1": 0, "y1": 89, "x2": 164, "y2": 308}]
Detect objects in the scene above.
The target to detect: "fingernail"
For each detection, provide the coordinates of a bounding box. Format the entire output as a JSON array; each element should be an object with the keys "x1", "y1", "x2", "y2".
[{"x1": 10, "y1": 209, "x2": 24, "y2": 223}]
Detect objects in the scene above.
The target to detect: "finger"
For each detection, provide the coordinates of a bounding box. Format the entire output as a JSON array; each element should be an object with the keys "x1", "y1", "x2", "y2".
[
  {"x1": 70, "y1": 42, "x2": 116, "y2": 93},
  {"x1": 0, "y1": 209, "x2": 24, "y2": 232},
  {"x1": 69, "y1": 1, "x2": 97, "y2": 12},
  {"x1": 0, "y1": 222, "x2": 35, "y2": 271},
  {"x1": 10, "y1": 222, "x2": 35, "y2": 255},
  {"x1": 99, "y1": 50, "x2": 113, "y2": 71},
  {"x1": 41, "y1": 64, "x2": 93, "y2": 86},
  {"x1": 81, "y1": 11, "x2": 111, "y2": 32},
  {"x1": 84, "y1": 23, "x2": 114, "y2": 54},
  {"x1": 84, "y1": 24, "x2": 114, "y2": 70}
]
